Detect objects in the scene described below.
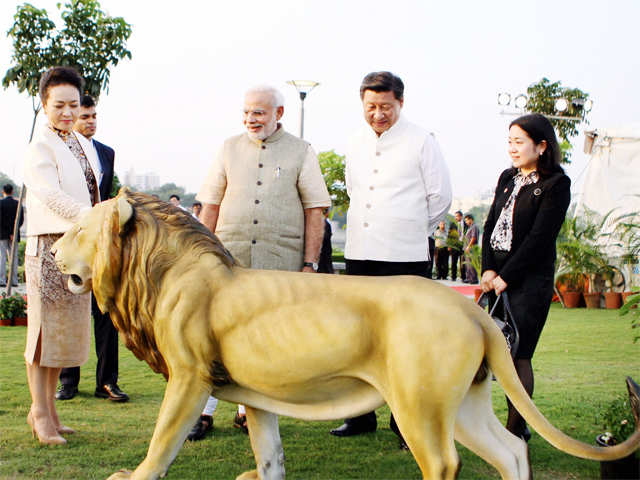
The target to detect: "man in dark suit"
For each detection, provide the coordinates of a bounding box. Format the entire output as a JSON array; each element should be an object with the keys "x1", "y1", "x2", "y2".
[
  {"x1": 56, "y1": 95, "x2": 129, "y2": 402},
  {"x1": 0, "y1": 184, "x2": 24, "y2": 287}
]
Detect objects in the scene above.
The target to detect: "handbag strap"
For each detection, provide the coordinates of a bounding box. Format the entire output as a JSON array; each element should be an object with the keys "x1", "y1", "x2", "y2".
[{"x1": 477, "y1": 291, "x2": 521, "y2": 354}]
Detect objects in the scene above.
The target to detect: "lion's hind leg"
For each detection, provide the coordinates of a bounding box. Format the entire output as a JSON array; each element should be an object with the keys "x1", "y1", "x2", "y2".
[
  {"x1": 237, "y1": 407, "x2": 284, "y2": 480},
  {"x1": 454, "y1": 378, "x2": 530, "y2": 480},
  {"x1": 389, "y1": 399, "x2": 460, "y2": 479}
]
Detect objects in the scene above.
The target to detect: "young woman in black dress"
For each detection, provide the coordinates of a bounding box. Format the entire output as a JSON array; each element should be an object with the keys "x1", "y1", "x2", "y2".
[{"x1": 481, "y1": 113, "x2": 571, "y2": 440}]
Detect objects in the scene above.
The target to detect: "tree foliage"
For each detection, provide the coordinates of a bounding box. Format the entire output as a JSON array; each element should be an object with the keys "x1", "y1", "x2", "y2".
[
  {"x1": 526, "y1": 78, "x2": 590, "y2": 163},
  {"x1": 2, "y1": 0, "x2": 132, "y2": 112},
  {"x1": 110, "y1": 173, "x2": 122, "y2": 199},
  {"x1": 318, "y1": 150, "x2": 349, "y2": 216},
  {"x1": 0, "y1": 172, "x2": 18, "y2": 190},
  {"x1": 132, "y1": 182, "x2": 197, "y2": 207}
]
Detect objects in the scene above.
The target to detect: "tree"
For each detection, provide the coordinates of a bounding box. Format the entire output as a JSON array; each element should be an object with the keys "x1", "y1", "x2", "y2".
[
  {"x1": 526, "y1": 77, "x2": 591, "y2": 163},
  {"x1": 3, "y1": 0, "x2": 132, "y2": 140},
  {"x1": 134, "y1": 183, "x2": 197, "y2": 208},
  {"x1": 0, "y1": 172, "x2": 18, "y2": 190},
  {"x1": 2, "y1": 0, "x2": 132, "y2": 295},
  {"x1": 318, "y1": 150, "x2": 349, "y2": 216},
  {"x1": 110, "y1": 173, "x2": 122, "y2": 199}
]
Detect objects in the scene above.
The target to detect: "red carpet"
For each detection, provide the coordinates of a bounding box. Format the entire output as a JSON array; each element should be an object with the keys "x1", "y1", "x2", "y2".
[{"x1": 449, "y1": 284, "x2": 479, "y2": 296}]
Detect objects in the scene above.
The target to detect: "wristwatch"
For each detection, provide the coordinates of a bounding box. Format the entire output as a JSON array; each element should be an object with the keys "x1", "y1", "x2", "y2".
[{"x1": 303, "y1": 262, "x2": 318, "y2": 271}]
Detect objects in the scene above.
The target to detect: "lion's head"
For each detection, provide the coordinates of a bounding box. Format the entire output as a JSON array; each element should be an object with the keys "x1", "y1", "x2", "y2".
[{"x1": 52, "y1": 188, "x2": 235, "y2": 377}]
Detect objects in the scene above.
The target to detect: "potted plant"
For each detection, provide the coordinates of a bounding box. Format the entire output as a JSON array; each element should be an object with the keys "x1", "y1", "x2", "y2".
[
  {"x1": 595, "y1": 380, "x2": 640, "y2": 479},
  {"x1": 615, "y1": 212, "x2": 640, "y2": 303},
  {"x1": 466, "y1": 245, "x2": 483, "y2": 300},
  {"x1": 555, "y1": 215, "x2": 601, "y2": 308},
  {"x1": 601, "y1": 265, "x2": 624, "y2": 309},
  {"x1": 0, "y1": 293, "x2": 27, "y2": 327},
  {"x1": 620, "y1": 288, "x2": 640, "y2": 343}
]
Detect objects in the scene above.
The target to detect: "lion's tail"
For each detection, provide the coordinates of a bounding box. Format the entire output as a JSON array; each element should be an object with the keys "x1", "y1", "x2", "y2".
[{"x1": 480, "y1": 312, "x2": 640, "y2": 461}]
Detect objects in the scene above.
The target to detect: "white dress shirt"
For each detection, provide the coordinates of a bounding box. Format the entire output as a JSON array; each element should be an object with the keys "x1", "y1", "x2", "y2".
[
  {"x1": 344, "y1": 116, "x2": 452, "y2": 262},
  {"x1": 90, "y1": 139, "x2": 104, "y2": 187}
]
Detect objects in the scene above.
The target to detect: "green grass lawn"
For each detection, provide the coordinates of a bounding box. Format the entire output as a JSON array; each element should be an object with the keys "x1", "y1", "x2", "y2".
[{"x1": 0, "y1": 304, "x2": 638, "y2": 479}]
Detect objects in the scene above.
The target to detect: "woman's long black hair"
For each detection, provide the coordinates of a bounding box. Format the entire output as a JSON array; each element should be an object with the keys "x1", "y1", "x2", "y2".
[{"x1": 510, "y1": 113, "x2": 564, "y2": 177}]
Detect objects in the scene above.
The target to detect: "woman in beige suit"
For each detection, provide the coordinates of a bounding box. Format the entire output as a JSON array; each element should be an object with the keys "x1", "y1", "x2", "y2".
[{"x1": 23, "y1": 67, "x2": 100, "y2": 445}]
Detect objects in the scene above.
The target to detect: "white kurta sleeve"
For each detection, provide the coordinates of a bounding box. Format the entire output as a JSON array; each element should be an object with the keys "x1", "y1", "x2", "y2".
[
  {"x1": 420, "y1": 134, "x2": 452, "y2": 235},
  {"x1": 197, "y1": 145, "x2": 227, "y2": 205},
  {"x1": 24, "y1": 141, "x2": 90, "y2": 221}
]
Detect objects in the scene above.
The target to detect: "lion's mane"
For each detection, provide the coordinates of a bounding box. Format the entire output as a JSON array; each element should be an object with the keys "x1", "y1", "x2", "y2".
[{"x1": 93, "y1": 188, "x2": 234, "y2": 378}]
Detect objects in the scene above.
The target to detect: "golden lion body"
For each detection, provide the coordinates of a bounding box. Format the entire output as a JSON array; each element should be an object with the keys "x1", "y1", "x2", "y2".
[{"x1": 51, "y1": 189, "x2": 640, "y2": 480}]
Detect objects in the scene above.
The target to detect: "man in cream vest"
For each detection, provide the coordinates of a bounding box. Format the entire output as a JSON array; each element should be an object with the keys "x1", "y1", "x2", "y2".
[{"x1": 189, "y1": 85, "x2": 331, "y2": 440}]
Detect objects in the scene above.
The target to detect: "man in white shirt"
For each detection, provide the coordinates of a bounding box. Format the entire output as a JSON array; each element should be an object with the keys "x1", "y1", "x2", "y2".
[
  {"x1": 169, "y1": 194, "x2": 188, "y2": 211},
  {"x1": 330, "y1": 71, "x2": 452, "y2": 443}
]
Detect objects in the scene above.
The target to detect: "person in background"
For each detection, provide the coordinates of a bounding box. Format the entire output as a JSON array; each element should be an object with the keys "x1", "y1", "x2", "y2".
[
  {"x1": 450, "y1": 210, "x2": 465, "y2": 281},
  {"x1": 463, "y1": 214, "x2": 479, "y2": 284},
  {"x1": 317, "y1": 207, "x2": 334, "y2": 274},
  {"x1": 169, "y1": 194, "x2": 187, "y2": 211},
  {"x1": 331, "y1": 71, "x2": 452, "y2": 447},
  {"x1": 56, "y1": 94, "x2": 129, "y2": 403},
  {"x1": 433, "y1": 220, "x2": 449, "y2": 280},
  {"x1": 191, "y1": 201, "x2": 202, "y2": 220},
  {"x1": 23, "y1": 66, "x2": 97, "y2": 445},
  {"x1": 481, "y1": 113, "x2": 570, "y2": 442},
  {"x1": 0, "y1": 184, "x2": 24, "y2": 287},
  {"x1": 188, "y1": 85, "x2": 331, "y2": 441}
]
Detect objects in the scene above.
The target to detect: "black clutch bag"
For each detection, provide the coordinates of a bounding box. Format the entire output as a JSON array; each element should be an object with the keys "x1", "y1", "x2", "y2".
[{"x1": 477, "y1": 291, "x2": 520, "y2": 357}]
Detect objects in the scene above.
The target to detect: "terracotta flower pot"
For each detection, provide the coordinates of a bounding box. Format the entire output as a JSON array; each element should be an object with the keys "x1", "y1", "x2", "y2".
[
  {"x1": 13, "y1": 316, "x2": 27, "y2": 327},
  {"x1": 603, "y1": 292, "x2": 622, "y2": 310},
  {"x1": 474, "y1": 288, "x2": 483, "y2": 302},
  {"x1": 584, "y1": 292, "x2": 602, "y2": 309},
  {"x1": 596, "y1": 434, "x2": 640, "y2": 479},
  {"x1": 562, "y1": 291, "x2": 582, "y2": 308}
]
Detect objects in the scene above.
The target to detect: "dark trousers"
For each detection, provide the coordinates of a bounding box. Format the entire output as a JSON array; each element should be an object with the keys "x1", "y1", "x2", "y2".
[
  {"x1": 424, "y1": 237, "x2": 435, "y2": 279},
  {"x1": 449, "y1": 250, "x2": 460, "y2": 280},
  {"x1": 435, "y1": 247, "x2": 449, "y2": 280},
  {"x1": 342, "y1": 259, "x2": 429, "y2": 434},
  {"x1": 60, "y1": 295, "x2": 119, "y2": 388}
]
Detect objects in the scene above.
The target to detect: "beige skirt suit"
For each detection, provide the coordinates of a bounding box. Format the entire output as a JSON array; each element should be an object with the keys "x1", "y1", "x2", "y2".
[{"x1": 23, "y1": 124, "x2": 100, "y2": 368}]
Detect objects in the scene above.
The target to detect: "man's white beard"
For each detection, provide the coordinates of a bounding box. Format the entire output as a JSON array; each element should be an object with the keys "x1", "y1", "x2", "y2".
[{"x1": 247, "y1": 113, "x2": 278, "y2": 140}]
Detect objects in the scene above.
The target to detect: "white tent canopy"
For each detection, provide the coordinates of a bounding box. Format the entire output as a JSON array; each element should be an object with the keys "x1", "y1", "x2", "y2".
[{"x1": 575, "y1": 124, "x2": 640, "y2": 287}]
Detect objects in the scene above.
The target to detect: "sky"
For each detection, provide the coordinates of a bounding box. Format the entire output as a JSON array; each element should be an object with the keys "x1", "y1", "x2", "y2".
[{"x1": 1, "y1": 0, "x2": 639, "y2": 201}]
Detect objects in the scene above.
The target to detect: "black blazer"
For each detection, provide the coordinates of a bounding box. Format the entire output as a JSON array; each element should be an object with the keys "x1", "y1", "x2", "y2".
[
  {"x1": 93, "y1": 139, "x2": 115, "y2": 201},
  {"x1": 0, "y1": 196, "x2": 24, "y2": 241},
  {"x1": 482, "y1": 168, "x2": 571, "y2": 286}
]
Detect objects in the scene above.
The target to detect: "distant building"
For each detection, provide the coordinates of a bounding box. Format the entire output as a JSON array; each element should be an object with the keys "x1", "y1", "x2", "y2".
[
  {"x1": 450, "y1": 189, "x2": 493, "y2": 213},
  {"x1": 123, "y1": 168, "x2": 160, "y2": 191}
]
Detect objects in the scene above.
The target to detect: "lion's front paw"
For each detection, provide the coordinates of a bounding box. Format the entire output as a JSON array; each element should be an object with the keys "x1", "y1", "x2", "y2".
[
  {"x1": 235, "y1": 469, "x2": 258, "y2": 480},
  {"x1": 107, "y1": 469, "x2": 133, "y2": 479}
]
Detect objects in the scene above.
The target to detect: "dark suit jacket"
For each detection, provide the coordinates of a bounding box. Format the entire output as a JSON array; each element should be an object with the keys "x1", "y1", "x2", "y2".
[
  {"x1": 0, "y1": 196, "x2": 24, "y2": 241},
  {"x1": 93, "y1": 139, "x2": 115, "y2": 201},
  {"x1": 482, "y1": 167, "x2": 571, "y2": 286}
]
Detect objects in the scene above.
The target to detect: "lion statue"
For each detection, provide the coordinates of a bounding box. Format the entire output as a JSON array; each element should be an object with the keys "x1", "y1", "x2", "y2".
[{"x1": 51, "y1": 189, "x2": 640, "y2": 480}]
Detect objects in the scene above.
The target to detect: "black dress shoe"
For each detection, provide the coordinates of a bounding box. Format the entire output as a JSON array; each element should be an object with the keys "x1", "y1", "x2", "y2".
[
  {"x1": 233, "y1": 413, "x2": 248, "y2": 434},
  {"x1": 55, "y1": 385, "x2": 78, "y2": 401},
  {"x1": 187, "y1": 415, "x2": 213, "y2": 441},
  {"x1": 330, "y1": 421, "x2": 376, "y2": 437},
  {"x1": 95, "y1": 383, "x2": 129, "y2": 402}
]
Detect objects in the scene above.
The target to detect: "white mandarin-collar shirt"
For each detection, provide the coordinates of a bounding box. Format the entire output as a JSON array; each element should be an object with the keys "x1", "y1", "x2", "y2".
[{"x1": 344, "y1": 115, "x2": 452, "y2": 262}]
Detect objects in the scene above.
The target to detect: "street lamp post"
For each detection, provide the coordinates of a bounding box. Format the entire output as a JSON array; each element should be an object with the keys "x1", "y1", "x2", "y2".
[{"x1": 286, "y1": 80, "x2": 319, "y2": 139}]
